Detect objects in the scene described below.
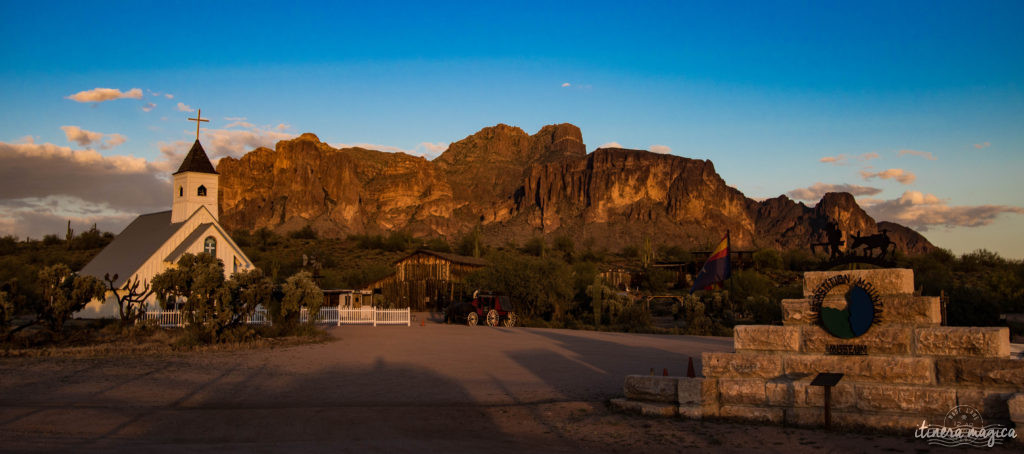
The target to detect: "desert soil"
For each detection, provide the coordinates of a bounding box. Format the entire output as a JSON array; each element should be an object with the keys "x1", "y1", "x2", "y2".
[{"x1": 0, "y1": 320, "x2": 1014, "y2": 452}]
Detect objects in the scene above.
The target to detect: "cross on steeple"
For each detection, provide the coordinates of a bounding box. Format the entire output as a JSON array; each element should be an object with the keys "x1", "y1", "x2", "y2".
[{"x1": 187, "y1": 109, "x2": 209, "y2": 141}]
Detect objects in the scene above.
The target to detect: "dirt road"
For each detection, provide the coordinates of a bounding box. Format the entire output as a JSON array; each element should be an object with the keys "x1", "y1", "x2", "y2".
[{"x1": 0, "y1": 324, "x2": 1002, "y2": 452}]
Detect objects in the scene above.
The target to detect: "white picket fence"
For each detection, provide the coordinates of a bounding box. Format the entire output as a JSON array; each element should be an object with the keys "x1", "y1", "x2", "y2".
[
  {"x1": 142, "y1": 306, "x2": 410, "y2": 328},
  {"x1": 144, "y1": 310, "x2": 184, "y2": 328}
]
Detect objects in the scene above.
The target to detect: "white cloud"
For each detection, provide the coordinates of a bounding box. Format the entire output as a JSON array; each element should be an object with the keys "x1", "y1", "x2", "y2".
[
  {"x1": 598, "y1": 142, "x2": 623, "y2": 149},
  {"x1": 142, "y1": 102, "x2": 156, "y2": 112},
  {"x1": 866, "y1": 191, "x2": 1024, "y2": 231},
  {"x1": 59, "y1": 126, "x2": 127, "y2": 150},
  {"x1": 224, "y1": 120, "x2": 256, "y2": 129},
  {"x1": 165, "y1": 93, "x2": 174, "y2": 99},
  {"x1": 860, "y1": 168, "x2": 916, "y2": 184},
  {"x1": 649, "y1": 145, "x2": 671, "y2": 154},
  {"x1": 786, "y1": 182, "x2": 883, "y2": 201},
  {"x1": 897, "y1": 149, "x2": 936, "y2": 160},
  {"x1": 418, "y1": 142, "x2": 448, "y2": 159},
  {"x1": 66, "y1": 87, "x2": 143, "y2": 103},
  {"x1": 0, "y1": 196, "x2": 139, "y2": 240},
  {"x1": 974, "y1": 142, "x2": 991, "y2": 150},
  {"x1": 330, "y1": 141, "x2": 450, "y2": 159},
  {"x1": 176, "y1": 102, "x2": 194, "y2": 112},
  {"x1": 819, "y1": 152, "x2": 880, "y2": 165},
  {"x1": 0, "y1": 140, "x2": 169, "y2": 237},
  {"x1": 561, "y1": 82, "x2": 571, "y2": 87},
  {"x1": 160, "y1": 124, "x2": 295, "y2": 166}
]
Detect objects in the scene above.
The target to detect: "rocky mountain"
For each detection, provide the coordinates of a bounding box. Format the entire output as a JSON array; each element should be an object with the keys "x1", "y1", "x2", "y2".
[{"x1": 216, "y1": 124, "x2": 935, "y2": 255}]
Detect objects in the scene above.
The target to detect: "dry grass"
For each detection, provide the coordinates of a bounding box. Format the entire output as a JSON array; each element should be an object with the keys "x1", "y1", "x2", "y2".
[{"x1": 1, "y1": 323, "x2": 333, "y2": 359}]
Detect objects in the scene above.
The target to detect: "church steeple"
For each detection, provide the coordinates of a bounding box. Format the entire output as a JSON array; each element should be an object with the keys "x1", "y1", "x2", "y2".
[
  {"x1": 171, "y1": 109, "x2": 219, "y2": 223},
  {"x1": 174, "y1": 140, "x2": 218, "y2": 175}
]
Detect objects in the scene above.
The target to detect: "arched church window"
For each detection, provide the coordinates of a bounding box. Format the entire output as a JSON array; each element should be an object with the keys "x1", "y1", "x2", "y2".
[
  {"x1": 179, "y1": 186, "x2": 183, "y2": 197},
  {"x1": 197, "y1": 185, "x2": 207, "y2": 197},
  {"x1": 204, "y1": 236, "x2": 217, "y2": 256}
]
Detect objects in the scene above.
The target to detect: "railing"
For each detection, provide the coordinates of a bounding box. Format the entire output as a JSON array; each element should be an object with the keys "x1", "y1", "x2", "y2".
[
  {"x1": 373, "y1": 308, "x2": 411, "y2": 326},
  {"x1": 144, "y1": 310, "x2": 184, "y2": 328},
  {"x1": 339, "y1": 307, "x2": 376, "y2": 325},
  {"x1": 139, "y1": 306, "x2": 410, "y2": 328},
  {"x1": 300, "y1": 306, "x2": 340, "y2": 325},
  {"x1": 247, "y1": 305, "x2": 271, "y2": 325}
]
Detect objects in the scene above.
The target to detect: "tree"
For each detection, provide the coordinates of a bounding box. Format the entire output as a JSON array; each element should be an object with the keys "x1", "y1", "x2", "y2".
[
  {"x1": 65, "y1": 220, "x2": 74, "y2": 250},
  {"x1": 152, "y1": 254, "x2": 275, "y2": 342},
  {"x1": 753, "y1": 249, "x2": 784, "y2": 270},
  {"x1": 679, "y1": 294, "x2": 713, "y2": 335},
  {"x1": 0, "y1": 288, "x2": 13, "y2": 338},
  {"x1": 587, "y1": 275, "x2": 605, "y2": 326},
  {"x1": 456, "y1": 227, "x2": 483, "y2": 257},
  {"x1": 553, "y1": 235, "x2": 575, "y2": 261},
  {"x1": 466, "y1": 252, "x2": 573, "y2": 322},
  {"x1": 522, "y1": 237, "x2": 546, "y2": 257},
  {"x1": 37, "y1": 264, "x2": 106, "y2": 334},
  {"x1": 103, "y1": 273, "x2": 153, "y2": 327},
  {"x1": 226, "y1": 269, "x2": 275, "y2": 325},
  {"x1": 279, "y1": 271, "x2": 322, "y2": 326}
]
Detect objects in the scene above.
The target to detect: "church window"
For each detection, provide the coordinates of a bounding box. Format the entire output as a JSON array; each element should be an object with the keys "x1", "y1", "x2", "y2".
[
  {"x1": 197, "y1": 185, "x2": 207, "y2": 197},
  {"x1": 204, "y1": 236, "x2": 217, "y2": 256},
  {"x1": 179, "y1": 186, "x2": 183, "y2": 197},
  {"x1": 233, "y1": 256, "x2": 240, "y2": 273}
]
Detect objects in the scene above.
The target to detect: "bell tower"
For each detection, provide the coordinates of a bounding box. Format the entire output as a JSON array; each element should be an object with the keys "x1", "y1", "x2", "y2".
[{"x1": 171, "y1": 110, "x2": 219, "y2": 223}]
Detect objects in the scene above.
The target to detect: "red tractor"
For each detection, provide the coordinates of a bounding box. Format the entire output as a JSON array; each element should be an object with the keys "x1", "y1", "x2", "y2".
[{"x1": 444, "y1": 291, "x2": 518, "y2": 327}]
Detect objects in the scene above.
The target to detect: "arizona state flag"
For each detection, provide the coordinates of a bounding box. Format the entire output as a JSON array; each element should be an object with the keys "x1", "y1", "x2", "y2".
[{"x1": 691, "y1": 232, "x2": 731, "y2": 293}]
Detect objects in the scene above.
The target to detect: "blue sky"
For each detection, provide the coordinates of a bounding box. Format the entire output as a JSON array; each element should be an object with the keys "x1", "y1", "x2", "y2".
[{"x1": 1, "y1": 1, "x2": 1022, "y2": 257}]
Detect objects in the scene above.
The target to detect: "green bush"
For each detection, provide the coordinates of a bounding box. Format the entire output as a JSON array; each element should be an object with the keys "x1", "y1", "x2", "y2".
[
  {"x1": 753, "y1": 249, "x2": 784, "y2": 270},
  {"x1": 288, "y1": 225, "x2": 318, "y2": 240}
]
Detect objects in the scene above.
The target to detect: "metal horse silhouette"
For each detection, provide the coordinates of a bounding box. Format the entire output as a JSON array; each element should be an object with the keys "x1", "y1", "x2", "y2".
[
  {"x1": 849, "y1": 230, "x2": 894, "y2": 259},
  {"x1": 811, "y1": 223, "x2": 895, "y2": 267}
]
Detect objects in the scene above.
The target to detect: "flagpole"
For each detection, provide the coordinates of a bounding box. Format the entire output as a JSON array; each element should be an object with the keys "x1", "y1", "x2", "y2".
[{"x1": 726, "y1": 230, "x2": 733, "y2": 294}]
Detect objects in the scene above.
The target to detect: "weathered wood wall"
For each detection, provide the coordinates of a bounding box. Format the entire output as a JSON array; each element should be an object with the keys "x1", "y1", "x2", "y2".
[{"x1": 369, "y1": 252, "x2": 484, "y2": 310}]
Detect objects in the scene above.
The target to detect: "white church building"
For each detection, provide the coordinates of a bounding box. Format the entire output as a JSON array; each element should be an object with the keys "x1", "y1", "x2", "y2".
[{"x1": 78, "y1": 131, "x2": 254, "y2": 318}]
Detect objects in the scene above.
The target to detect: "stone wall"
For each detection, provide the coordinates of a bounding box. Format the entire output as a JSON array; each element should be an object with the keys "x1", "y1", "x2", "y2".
[{"x1": 613, "y1": 268, "x2": 1024, "y2": 438}]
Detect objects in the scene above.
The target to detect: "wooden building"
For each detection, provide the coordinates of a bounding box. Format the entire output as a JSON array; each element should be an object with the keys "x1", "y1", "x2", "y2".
[
  {"x1": 366, "y1": 250, "x2": 488, "y2": 311},
  {"x1": 322, "y1": 289, "x2": 374, "y2": 309}
]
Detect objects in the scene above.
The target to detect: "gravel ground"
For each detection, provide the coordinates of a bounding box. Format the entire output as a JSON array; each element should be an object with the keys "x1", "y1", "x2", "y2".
[{"x1": 0, "y1": 322, "x2": 1015, "y2": 452}]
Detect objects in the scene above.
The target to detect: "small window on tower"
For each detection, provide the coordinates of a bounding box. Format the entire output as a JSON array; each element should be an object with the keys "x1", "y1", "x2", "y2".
[
  {"x1": 179, "y1": 186, "x2": 183, "y2": 197},
  {"x1": 204, "y1": 236, "x2": 217, "y2": 256},
  {"x1": 197, "y1": 185, "x2": 207, "y2": 197}
]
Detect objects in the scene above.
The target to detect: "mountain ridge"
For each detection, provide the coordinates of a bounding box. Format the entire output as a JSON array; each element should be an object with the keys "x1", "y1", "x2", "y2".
[{"x1": 216, "y1": 123, "x2": 935, "y2": 254}]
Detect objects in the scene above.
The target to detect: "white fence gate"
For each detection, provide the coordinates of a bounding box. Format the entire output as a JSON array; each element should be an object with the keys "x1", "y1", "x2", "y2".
[{"x1": 144, "y1": 310, "x2": 184, "y2": 328}]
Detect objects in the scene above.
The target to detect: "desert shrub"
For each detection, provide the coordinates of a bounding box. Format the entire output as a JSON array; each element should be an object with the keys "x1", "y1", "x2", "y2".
[
  {"x1": 36, "y1": 264, "x2": 106, "y2": 335},
  {"x1": 466, "y1": 251, "x2": 573, "y2": 322},
  {"x1": 278, "y1": 271, "x2": 323, "y2": 327},
  {"x1": 288, "y1": 225, "x2": 318, "y2": 240},
  {"x1": 152, "y1": 253, "x2": 270, "y2": 343},
  {"x1": 638, "y1": 267, "x2": 675, "y2": 292},
  {"x1": 424, "y1": 237, "x2": 452, "y2": 253},
  {"x1": 382, "y1": 231, "x2": 414, "y2": 251},
  {"x1": 0, "y1": 289, "x2": 13, "y2": 337},
  {"x1": 522, "y1": 237, "x2": 546, "y2": 257},
  {"x1": 753, "y1": 249, "x2": 784, "y2": 270},
  {"x1": 678, "y1": 294, "x2": 713, "y2": 335},
  {"x1": 659, "y1": 244, "x2": 689, "y2": 262},
  {"x1": 553, "y1": 235, "x2": 574, "y2": 260},
  {"x1": 0, "y1": 235, "x2": 17, "y2": 255},
  {"x1": 782, "y1": 249, "x2": 817, "y2": 271}
]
